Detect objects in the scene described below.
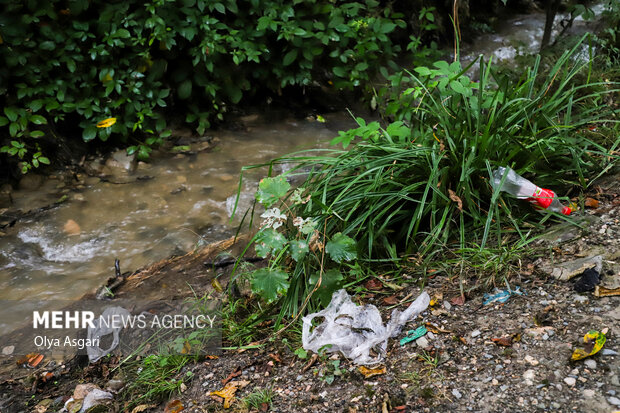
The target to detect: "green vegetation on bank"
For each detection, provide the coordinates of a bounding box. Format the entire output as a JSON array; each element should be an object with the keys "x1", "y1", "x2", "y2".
[{"x1": 236, "y1": 35, "x2": 619, "y2": 323}]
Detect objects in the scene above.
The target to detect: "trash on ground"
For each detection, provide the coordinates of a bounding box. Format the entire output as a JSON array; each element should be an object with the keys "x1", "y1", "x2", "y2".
[
  {"x1": 358, "y1": 365, "x2": 387, "y2": 378},
  {"x1": 87, "y1": 306, "x2": 132, "y2": 363},
  {"x1": 594, "y1": 285, "x2": 620, "y2": 297},
  {"x1": 483, "y1": 286, "x2": 523, "y2": 305},
  {"x1": 400, "y1": 325, "x2": 428, "y2": 346},
  {"x1": 492, "y1": 166, "x2": 572, "y2": 215},
  {"x1": 574, "y1": 268, "x2": 600, "y2": 293},
  {"x1": 62, "y1": 384, "x2": 113, "y2": 413},
  {"x1": 571, "y1": 330, "x2": 607, "y2": 361},
  {"x1": 302, "y1": 289, "x2": 430, "y2": 365},
  {"x1": 17, "y1": 352, "x2": 44, "y2": 368}
]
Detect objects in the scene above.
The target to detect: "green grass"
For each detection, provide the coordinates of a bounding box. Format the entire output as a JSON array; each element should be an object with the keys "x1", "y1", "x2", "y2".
[{"x1": 243, "y1": 387, "x2": 276, "y2": 410}]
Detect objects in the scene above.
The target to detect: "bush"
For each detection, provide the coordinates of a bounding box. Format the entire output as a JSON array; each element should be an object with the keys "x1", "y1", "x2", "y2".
[
  {"x1": 238, "y1": 35, "x2": 619, "y2": 315},
  {"x1": 0, "y1": 0, "x2": 406, "y2": 172}
]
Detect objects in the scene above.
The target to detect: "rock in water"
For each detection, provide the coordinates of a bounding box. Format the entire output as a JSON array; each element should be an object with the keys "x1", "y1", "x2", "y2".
[{"x1": 64, "y1": 219, "x2": 81, "y2": 235}]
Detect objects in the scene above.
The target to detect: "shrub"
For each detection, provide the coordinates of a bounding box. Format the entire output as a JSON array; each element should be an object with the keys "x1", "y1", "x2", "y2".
[
  {"x1": 237, "y1": 35, "x2": 619, "y2": 314},
  {"x1": 0, "y1": 0, "x2": 406, "y2": 172}
]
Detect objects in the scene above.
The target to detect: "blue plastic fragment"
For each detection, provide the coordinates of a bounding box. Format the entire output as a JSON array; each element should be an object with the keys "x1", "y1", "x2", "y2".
[
  {"x1": 483, "y1": 286, "x2": 523, "y2": 306},
  {"x1": 399, "y1": 325, "x2": 428, "y2": 346}
]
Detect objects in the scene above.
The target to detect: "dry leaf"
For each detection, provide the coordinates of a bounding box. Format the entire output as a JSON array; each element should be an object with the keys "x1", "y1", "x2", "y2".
[
  {"x1": 594, "y1": 285, "x2": 620, "y2": 297},
  {"x1": 221, "y1": 366, "x2": 241, "y2": 385},
  {"x1": 358, "y1": 365, "x2": 387, "y2": 378},
  {"x1": 27, "y1": 353, "x2": 44, "y2": 368},
  {"x1": 268, "y1": 353, "x2": 282, "y2": 363},
  {"x1": 450, "y1": 295, "x2": 466, "y2": 306},
  {"x1": 424, "y1": 322, "x2": 452, "y2": 334},
  {"x1": 448, "y1": 189, "x2": 463, "y2": 212},
  {"x1": 164, "y1": 400, "x2": 184, "y2": 413},
  {"x1": 382, "y1": 295, "x2": 399, "y2": 305},
  {"x1": 491, "y1": 337, "x2": 512, "y2": 347},
  {"x1": 130, "y1": 404, "x2": 156, "y2": 413},
  {"x1": 365, "y1": 279, "x2": 383, "y2": 291},
  {"x1": 210, "y1": 382, "x2": 240, "y2": 408},
  {"x1": 584, "y1": 197, "x2": 599, "y2": 208}
]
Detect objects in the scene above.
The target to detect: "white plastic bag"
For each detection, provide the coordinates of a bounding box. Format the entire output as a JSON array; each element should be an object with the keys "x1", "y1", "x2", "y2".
[{"x1": 302, "y1": 289, "x2": 430, "y2": 365}]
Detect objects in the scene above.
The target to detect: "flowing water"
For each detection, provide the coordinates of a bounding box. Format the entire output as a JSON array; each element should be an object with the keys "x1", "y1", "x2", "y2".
[
  {"x1": 0, "y1": 113, "x2": 355, "y2": 334},
  {"x1": 0, "y1": 3, "x2": 611, "y2": 335}
]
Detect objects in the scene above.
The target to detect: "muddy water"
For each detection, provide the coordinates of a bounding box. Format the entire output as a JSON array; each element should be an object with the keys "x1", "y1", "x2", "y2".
[{"x1": 0, "y1": 113, "x2": 355, "y2": 334}]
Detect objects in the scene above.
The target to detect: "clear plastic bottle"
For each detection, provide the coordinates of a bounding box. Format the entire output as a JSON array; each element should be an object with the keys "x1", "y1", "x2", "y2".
[{"x1": 491, "y1": 166, "x2": 571, "y2": 215}]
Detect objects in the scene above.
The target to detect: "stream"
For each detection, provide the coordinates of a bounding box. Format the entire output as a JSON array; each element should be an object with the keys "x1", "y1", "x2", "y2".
[{"x1": 0, "y1": 3, "x2": 611, "y2": 336}]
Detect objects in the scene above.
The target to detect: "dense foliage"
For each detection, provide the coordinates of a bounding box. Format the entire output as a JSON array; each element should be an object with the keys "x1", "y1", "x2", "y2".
[
  {"x1": 0, "y1": 0, "x2": 407, "y2": 172},
  {"x1": 238, "y1": 36, "x2": 619, "y2": 316}
]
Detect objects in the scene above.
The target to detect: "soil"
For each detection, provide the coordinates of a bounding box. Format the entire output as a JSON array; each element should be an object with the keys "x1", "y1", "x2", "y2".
[{"x1": 1, "y1": 170, "x2": 619, "y2": 413}]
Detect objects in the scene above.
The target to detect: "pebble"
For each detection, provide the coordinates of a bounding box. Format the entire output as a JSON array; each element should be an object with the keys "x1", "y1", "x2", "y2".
[
  {"x1": 583, "y1": 389, "x2": 596, "y2": 398},
  {"x1": 524, "y1": 355, "x2": 539, "y2": 366},
  {"x1": 426, "y1": 331, "x2": 435, "y2": 340},
  {"x1": 523, "y1": 369, "x2": 536, "y2": 385},
  {"x1": 584, "y1": 359, "x2": 597, "y2": 370},
  {"x1": 452, "y1": 389, "x2": 462, "y2": 399},
  {"x1": 443, "y1": 301, "x2": 452, "y2": 311},
  {"x1": 601, "y1": 349, "x2": 619, "y2": 356},
  {"x1": 471, "y1": 330, "x2": 481, "y2": 338},
  {"x1": 608, "y1": 397, "x2": 620, "y2": 407},
  {"x1": 416, "y1": 336, "x2": 430, "y2": 348},
  {"x1": 564, "y1": 377, "x2": 576, "y2": 387}
]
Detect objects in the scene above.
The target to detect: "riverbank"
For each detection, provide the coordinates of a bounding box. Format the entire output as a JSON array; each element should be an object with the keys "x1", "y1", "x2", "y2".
[{"x1": 0, "y1": 168, "x2": 618, "y2": 412}]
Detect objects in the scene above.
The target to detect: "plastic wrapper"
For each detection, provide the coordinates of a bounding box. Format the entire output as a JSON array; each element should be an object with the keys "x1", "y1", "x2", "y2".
[{"x1": 302, "y1": 289, "x2": 430, "y2": 365}]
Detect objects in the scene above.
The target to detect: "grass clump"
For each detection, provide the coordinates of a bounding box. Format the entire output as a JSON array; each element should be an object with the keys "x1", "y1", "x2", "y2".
[{"x1": 234, "y1": 34, "x2": 619, "y2": 317}]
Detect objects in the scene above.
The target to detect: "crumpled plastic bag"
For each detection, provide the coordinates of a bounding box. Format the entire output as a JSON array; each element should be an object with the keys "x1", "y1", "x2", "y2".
[
  {"x1": 302, "y1": 289, "x2": 430, "y2": 365},
  {"x1": 87, "y1": 306, "x2": 131, "y2": 363}
]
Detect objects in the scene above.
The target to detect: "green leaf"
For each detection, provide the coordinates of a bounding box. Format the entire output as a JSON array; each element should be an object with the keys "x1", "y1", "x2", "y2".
[
  {"x1": 414, "y1": 66, "x2": 432, "y2": 76},
  {"x1": 214, "y1": 2, "x2": 225, "y2": 13},
  {"x1": 28, "y1": 100, "x2": 43, "y2": 112},
  {"x1": 38, "y1": 156, "x2": 50, "y2": 164},
  {"x1": 289, "y1": 240, "x2": 309, "y2": 261},
  {"x1": 254, "y1": 228, "x2": 287, "y2": 258},
  {"x1": 67, "y1": 59, "x2": 76, "y2": 73},
  {"x1": 0, "y1": 117, "x2": 8, "y2": 127},
  {"x1": 29, "y1": 115, "x2": 47, "y2": 125},
  {"x1": 30, "y1": 130, "x2": 45, "y2": 138},
  {"x1": 283, "y1": 50, "x2": 297, "y2": 66},
  {"x1": 255, "y1": 175, "x2": 291, "y2": 207},
  {"x1": 83, "y1": 125, "x2": 97, "y2": 142},
  {"x1": 250, "y1": 268, "x2": 289, "y2": 303},
  {"x1": 4, "y1": 108, "x2": 18, "y2": 122},
  {"x1": 309, "y1": 269, "x2": 344, "y2": 307},
  {"x1": 380, "y1": 22, "x2": 397, "y2": 33},
  {"x1": 178, "y1": 79, "x2": 192, "y2": 100},
  {"x1": 325, "y1": 233, "x2": 357, "y2": 263}
]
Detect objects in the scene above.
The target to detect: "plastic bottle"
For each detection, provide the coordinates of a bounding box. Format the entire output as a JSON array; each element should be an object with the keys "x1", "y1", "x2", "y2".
[{"x1": 491, "y1": 166, "x2": 571, "y2": 215}]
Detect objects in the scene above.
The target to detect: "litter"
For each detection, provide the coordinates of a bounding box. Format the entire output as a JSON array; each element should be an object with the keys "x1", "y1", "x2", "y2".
[
  {"x1": 400, "y1": 325, "x2": 428, "y2": 346},
  {"x1": 87, "y1": 306, "x2": 131, "y2": 363},
  {"x1": 483, "y1": 286, "x2": 523, "y2": 305},
  {"x1": 574, "y1": 268, "x2": 600, "y2": 293},
  {"x1": 491, "y1": 167, "x2": 571, "y2": 215},
  {"x1": 302, "y1": 289, "x2": 430, "y2": 365}
]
